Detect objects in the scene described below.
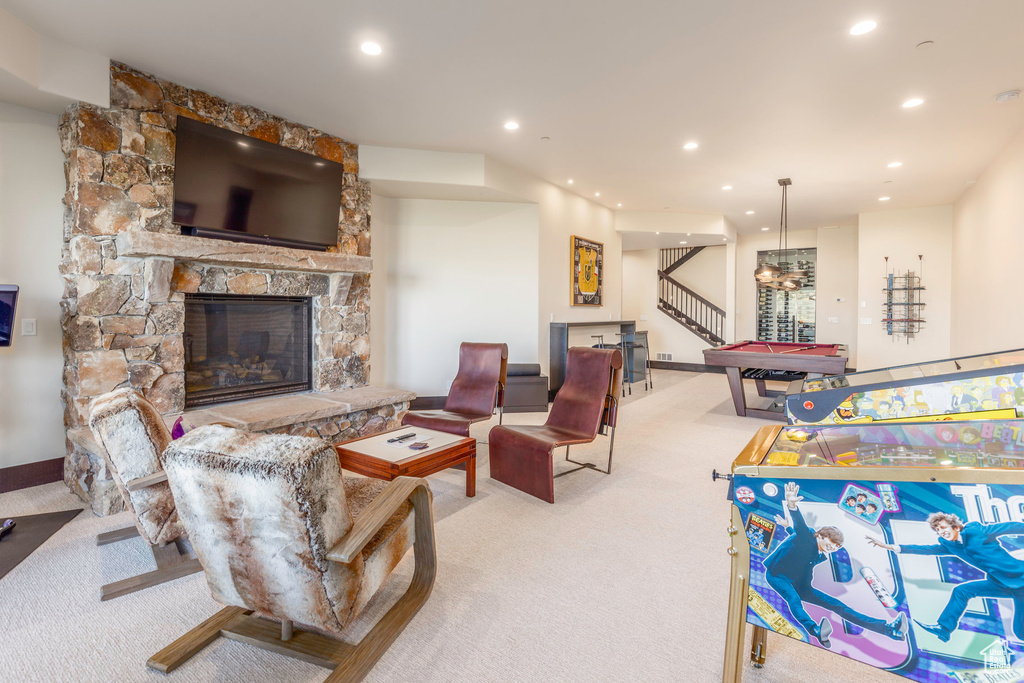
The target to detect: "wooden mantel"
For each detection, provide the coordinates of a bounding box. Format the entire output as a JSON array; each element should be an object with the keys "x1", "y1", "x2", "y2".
[{"x1": 114, "y1": 232, "x2": 373, "y2": 274}]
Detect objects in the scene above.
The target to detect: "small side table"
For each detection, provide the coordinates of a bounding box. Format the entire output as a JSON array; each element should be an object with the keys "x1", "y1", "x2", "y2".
[{"x1": 334, "y1": 426, "x2": 477, "y2": 497}]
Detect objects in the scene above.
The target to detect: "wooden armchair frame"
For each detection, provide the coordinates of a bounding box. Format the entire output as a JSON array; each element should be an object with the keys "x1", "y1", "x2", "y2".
[
  {"x1": 147, "y1": 477, "x2": 437, "y2": 683},
  {"x1": 96, "y1": 470, "x2": 202, "y2": 601}
]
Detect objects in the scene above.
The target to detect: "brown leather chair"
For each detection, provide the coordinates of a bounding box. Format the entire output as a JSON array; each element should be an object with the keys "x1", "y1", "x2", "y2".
[
  {"x1": 402, "y1": 342, "x2": 509, "y2": 437},
  {"x1": 488, "y1": 346, "x2": 622, "y2": 503}
]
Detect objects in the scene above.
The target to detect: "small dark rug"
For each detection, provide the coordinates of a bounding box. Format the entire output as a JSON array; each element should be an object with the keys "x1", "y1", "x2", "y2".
[{"x1": 0, "y1": 508, "x2": 83, "y2": 581}]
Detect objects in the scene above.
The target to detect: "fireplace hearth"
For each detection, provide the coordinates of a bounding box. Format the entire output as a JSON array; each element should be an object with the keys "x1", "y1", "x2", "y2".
[{"x1": 184, "y1": 293, "x2": 312, "y2": 407}]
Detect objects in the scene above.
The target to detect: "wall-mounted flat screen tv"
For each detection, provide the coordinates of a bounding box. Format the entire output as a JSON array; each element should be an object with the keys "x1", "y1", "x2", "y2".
[
  {"x1": 0, "y1": 285, "x2": 19, "y2": 347},
  {"x1": 172, "y1": 118, "x2": 345, "y2": 251}
]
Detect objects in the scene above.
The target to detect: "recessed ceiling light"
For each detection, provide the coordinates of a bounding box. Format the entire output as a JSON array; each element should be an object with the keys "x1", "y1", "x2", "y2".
[
  {"x1": 849, "y1": 20, "x2": 877, "y2": 36},
  {"x1": 594, "y1": 192, "x2": 601, "y2": 197},
  {"x1": 722, "y1": 237, "x2": 727, "y2": 241},
  {"x1": 504, "y1": 121, "x2": 519, "y2": 130},
  {"x1": 902, "y1": 98, "x2": 924, "y2": 108},
  {"x1": 237, "y1": 141, "x2": 250, "y2": 148},
  {"x1": 761, "y1": 227, "x2": 770, "y2": 231},
  {"x1": 680, "y1": 241, "x2": 687, "y2": 245},
  {"x1": 315, "y1": 162, "x2": 326, "y2": 167},
  {"x1": 888, "y1": 161, "x2": 902, "y2": 168},
  {"x1": 879, "y1": 196, "x2": 891, "y2": 201},
  {"x1": 655, "y1": 232, "x2": 660, "y2": 235},
  {"x1": 540, "y1": 136, "x2": 550, "y2": 141},
  {"x1": 683, "y1": 141, "x2": 699, "y2": 150},
  {"x1": 883, "y1": 180, "x2": 893, "y2": 184},
  {"x1": 568, "y1": 179, "x2": 573, "y2": 184},
  {"x1": 617, "y1": 203, "x2": 622, "y2": 207},
  {"x1": 916, "y1": 41, "x2": 934, "y2": 50},
  {"x1": 722, "y1": 185, "x2": 733, "y2": 191},
  {"x1": 746, "y1": 210, "x2": 755, "y2": 215},
  {"x1": 361, "y1": 42, "x2": 382, "y2": 56}
]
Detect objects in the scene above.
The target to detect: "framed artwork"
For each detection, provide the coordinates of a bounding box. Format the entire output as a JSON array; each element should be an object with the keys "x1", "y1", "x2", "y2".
[{"x1": 571, "y1": 235, "x2": 603, "y2": 306}]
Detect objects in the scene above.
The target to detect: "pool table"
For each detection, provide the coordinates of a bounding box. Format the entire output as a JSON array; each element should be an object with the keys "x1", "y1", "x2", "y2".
[{"x1": 703, "y1": 340, "x2": 848, "y2": 420}]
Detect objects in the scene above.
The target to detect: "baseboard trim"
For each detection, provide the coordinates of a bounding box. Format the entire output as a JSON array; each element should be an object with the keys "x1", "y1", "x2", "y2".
[
  {"x1": 0, "y1": 457, "x2": 65, "y2": 494},
  {"x1": 408, "y1": 396, "x2": 445, "y2": 410},
  {"x1": 649, "y1": 360, "x2": 725, "y2": 374}
]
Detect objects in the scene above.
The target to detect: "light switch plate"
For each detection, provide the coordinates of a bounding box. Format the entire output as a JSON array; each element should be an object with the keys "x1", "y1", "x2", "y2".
[
  {"x1": 640, "y1": 315, "x2": 648, "y2": 321},
  {"x1": 828, "y1": 316, "x2": 839, "y2": 323},
  {"x1": 860, "y1": 317, "x2": 872, "y2": 325},
  {"x1": 22, "y1": 318, "x2": 37, "y2": 336}
]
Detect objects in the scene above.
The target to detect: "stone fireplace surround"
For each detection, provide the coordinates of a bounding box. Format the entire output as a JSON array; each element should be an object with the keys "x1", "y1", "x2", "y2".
[{"x1": 60, "y1": 62, "x2": 413, "y2": 515}]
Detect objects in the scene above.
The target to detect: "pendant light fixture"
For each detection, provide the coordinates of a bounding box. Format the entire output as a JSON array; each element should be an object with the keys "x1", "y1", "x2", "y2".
[{"x1": 753, "y1": 178, "x2": 804, "y2": 291}]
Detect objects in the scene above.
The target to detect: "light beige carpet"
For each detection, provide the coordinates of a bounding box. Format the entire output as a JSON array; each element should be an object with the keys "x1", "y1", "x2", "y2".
[{"x1": 0, "y1": 371, "x2": 902, "y2": 682}]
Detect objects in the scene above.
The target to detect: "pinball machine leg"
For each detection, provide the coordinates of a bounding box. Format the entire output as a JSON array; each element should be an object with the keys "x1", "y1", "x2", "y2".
[
  {"x1": 722, "y1": 505, "x2": 750, "y2": 683},
  {"x1": 750, "y1": 626, "x2": 768, "y2": 668}
]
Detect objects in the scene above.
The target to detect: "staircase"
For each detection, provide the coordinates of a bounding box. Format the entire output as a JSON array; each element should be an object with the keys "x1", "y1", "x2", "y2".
[{"x1": 657, "y1": 247, "x2": 725, "y2": 345}]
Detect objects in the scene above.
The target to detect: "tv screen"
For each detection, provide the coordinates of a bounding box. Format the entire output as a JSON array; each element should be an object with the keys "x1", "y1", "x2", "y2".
[
  {"x1": 0, "y1": 285, "x2": 18, "y2": 347},
  {"x1": 172, "y1": 118, "x2": 345, "y2": 250}
]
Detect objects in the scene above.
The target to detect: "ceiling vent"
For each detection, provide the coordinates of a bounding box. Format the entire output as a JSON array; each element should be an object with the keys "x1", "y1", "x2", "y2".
[{"x1": 995, "y1": 90, "x2": 1021, "y2": 104}]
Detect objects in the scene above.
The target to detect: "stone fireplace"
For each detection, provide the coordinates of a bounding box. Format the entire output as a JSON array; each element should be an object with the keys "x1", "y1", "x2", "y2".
[{"x1": 59, "y1": 62, "x2": 412, "y2": 515}]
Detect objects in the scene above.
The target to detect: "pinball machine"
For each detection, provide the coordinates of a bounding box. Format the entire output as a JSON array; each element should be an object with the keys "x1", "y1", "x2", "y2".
[
  {"x1": 722, "y1": 419, "x2": 1024, "y2": 682},
  {"x1": 785, "y1": 349, "x2": 1024, "y2": 426}
]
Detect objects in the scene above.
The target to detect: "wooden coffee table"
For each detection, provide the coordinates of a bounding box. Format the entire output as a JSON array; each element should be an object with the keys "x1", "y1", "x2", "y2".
[{"x1": 334, "y1": 426, "x2": 477, "y2": 497}]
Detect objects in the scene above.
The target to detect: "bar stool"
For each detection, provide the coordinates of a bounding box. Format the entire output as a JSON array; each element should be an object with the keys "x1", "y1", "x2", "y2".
[
  {"x1": 635, "y1": 330, "x2": 653, "y2": 390},
  {"x1": 591, "y1": 334, "x2": 605, "y2": 346},
  {"x1": 615, "y1": 332, "x2": 636, "y2": 397}
]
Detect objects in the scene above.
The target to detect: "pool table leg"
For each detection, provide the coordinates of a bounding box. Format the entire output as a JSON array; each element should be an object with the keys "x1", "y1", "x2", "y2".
[
  {"x1": 724, "y1": 366, "x2": 747, "y2": 417},
  {"x1": 754, "y1": 379, "x2": 767, "y2": 397}
]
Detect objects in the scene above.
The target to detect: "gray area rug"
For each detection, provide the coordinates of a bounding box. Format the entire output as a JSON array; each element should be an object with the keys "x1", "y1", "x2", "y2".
[{"x1": 0, "y1": 509, "x2": 82, "y2": 581}]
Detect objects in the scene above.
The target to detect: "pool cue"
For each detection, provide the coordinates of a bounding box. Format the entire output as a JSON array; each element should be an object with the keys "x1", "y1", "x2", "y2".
[{"x1": 774, "y1": 344, "x2": 815, "y2": 356}]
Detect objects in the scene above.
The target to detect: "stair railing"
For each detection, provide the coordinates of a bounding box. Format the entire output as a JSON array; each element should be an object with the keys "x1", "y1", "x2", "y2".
[{"x1": 657, "y1": 270, "x2": 725, "y2": 345}]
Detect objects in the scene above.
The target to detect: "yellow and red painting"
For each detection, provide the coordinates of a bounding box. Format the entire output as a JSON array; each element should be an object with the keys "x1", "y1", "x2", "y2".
[{"x1": 571, "y1": 235, "x2": 603, "y2": 306}]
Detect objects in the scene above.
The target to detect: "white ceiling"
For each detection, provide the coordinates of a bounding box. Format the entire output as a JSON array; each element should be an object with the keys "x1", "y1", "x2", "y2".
[{"x1": 4, "y1": 0, "x2": 1023, "y2": 231}]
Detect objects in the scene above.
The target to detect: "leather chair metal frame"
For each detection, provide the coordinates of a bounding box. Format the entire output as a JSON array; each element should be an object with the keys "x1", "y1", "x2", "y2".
[
  {"x1": 488, "y1": 347, "x2": 622, "y2": 503},
  {"x1": 402, "y1": 342, "x2": 509, "y2": 436}
]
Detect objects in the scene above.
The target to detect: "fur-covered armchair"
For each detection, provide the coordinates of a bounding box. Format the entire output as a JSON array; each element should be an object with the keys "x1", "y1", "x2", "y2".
[
  {"x1": 149, "y1": 424, "x2": 436, "y2": 681},
  {"x1": 89, "y1": 388, "x2": 202, "y2": 600}
]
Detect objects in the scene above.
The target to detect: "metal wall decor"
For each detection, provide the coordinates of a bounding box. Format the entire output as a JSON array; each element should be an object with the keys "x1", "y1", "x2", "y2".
[{"x1": 882, "y1": 254, "x2": 926, "y2": 341}]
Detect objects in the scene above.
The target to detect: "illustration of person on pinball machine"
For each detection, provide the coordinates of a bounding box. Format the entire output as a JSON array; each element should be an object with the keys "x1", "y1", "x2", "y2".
[
  {"x1": 764, "y1": 483, "x2": 907, "y2": 649},
  {"x1": 867, "y1": 512, "x2": 1024, "y2": 642},
  {"x1": 833, "y1": 399, "x2": 873, "y2": 424}
]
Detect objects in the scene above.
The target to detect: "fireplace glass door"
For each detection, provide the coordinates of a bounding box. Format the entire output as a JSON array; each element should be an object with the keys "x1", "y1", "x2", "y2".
[{"x1": 184, "y1": 293, "x2": 312, "y2": 407}]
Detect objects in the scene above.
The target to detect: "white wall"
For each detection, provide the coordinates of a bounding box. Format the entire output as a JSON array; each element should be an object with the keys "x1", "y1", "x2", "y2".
[
  {"x1": 0, "y1": 101, "x2": 64, "y2": 469},
  {"x1": 815, "y1": 225, "x2": 860, "y2": 364},
  {"x1": 856, "y1": 206, "x2": 952, "y2": 371},
  {"x1": 952, "y1": 125, "x2": 1024, "y2": 356},
  {"x1": 483, "y1": 158, "x2": 620, "y2": 376},
  {"x1": 370, "y1": 197, "x2": 539, "y2": 395},
  {"x1": 622, "y1": 246, "x2": 727, "y2": 364}
]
